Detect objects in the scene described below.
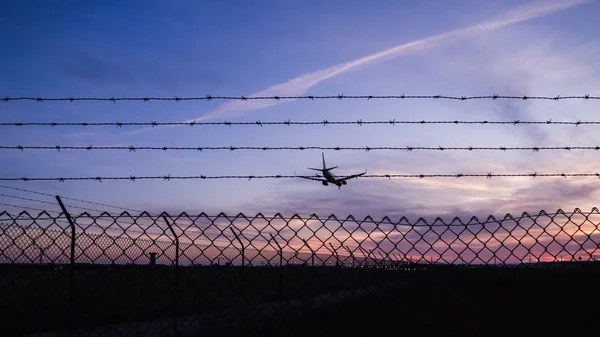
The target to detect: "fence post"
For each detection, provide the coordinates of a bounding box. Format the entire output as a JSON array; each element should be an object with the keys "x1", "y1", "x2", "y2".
[
  {"x1": 162, "y1": 215, "x2": 179, "y2": 336},
  {"x1": 55, "y1": 196, "x2": 76, "y2": 336},
  {"x1": 301, "y1": 239, "x2": 316, "y2": 304},
  {"x1": 269, "y1": 234, "x2": 284, "y2": 301},
  {"x1": 302, "y1": 239, "x2": 315, "y2": 267},
  {"x1": 328, "y1": 243, "x2": 340, "y2": 266},
  {"x1": 377, "y1": 251, "x2": 386, "y2": 267},
  {"x1": 230, "y1": 226, "x2": 246, "y2": 312},
  {"x1": 358, "y1": 246, "x2": 370, "y2": 267},
  {"x1": 230, "y1": 227, "x2": 244, "y2": 267},
  {"x1": 344, "y1": 246, "x2": 355, "y2": 268}
]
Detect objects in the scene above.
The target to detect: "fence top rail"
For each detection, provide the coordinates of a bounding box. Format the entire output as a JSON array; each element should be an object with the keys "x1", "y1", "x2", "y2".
[{"x1": 1, "y1": 207, "x2": 599, "y2": 227}]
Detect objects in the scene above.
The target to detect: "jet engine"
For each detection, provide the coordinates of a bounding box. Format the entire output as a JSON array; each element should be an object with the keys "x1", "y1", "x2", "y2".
[
  {"x1": 342, "y1": 180, "x2": 347, "y2": 185},
  {"x1": 322, "y1": 181, "x2": 328, "y2": 186}
]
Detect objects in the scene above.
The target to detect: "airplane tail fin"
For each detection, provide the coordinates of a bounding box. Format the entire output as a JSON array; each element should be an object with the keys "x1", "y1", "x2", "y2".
[
  {"x1": 308, "y1": 153, "x2": 337, "y2": 171},
  {"x1": 320, "y1": 152, "x2": 338, "y2": 171}
]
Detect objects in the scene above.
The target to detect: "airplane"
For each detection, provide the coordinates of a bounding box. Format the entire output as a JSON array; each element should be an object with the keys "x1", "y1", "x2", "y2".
[{"x1": 296, "y1": 152, "x2": 366, "y2": 189}]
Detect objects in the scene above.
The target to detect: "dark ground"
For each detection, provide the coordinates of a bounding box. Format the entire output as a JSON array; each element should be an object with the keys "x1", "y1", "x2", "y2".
[
  {"x1": 3, "y1": 264, "x2": 600, "y2": 336},
  {"x1": 223, "y1": 266, "x2": 600, "y2": 337},
  {"x1": 1, "y1": 263, "x2": 399, "y2": 336}
]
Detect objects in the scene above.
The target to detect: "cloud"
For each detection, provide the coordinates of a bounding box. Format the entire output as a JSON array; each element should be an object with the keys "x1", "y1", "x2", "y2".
[{"x1": 190, "y1": 0, "x2": 588, "y2": 122}]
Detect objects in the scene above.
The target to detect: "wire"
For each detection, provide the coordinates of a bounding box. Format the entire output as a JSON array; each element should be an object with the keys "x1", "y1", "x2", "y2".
[
  {"x1": 0, "y1": 184, "x2": 142, "y2": 213},
  {"x1": 0, "y1": 192, "x2": 109, "y2": 213},
  {"x1": 0, "y1": 172, "x2": 599, "y2": 182},
  {"x1": 2, "y1": 119, "x2": 600, "y2": 127},
  {"x1": 2, "y1": 94, "x2": 599, "y2": 102},
  {"x1": 5, "y1": 145, "x2": 600, "y2": 152},
  {"x1": 0, "y1": 202, "x2": 55, "y2": 213}
]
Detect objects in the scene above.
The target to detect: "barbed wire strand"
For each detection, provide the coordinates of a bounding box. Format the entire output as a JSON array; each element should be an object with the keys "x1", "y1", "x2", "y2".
[
  {"x1": 1, "y1": 172, "x2": 599, "y2": 182},
  {"x1": 0, "y1": 193, "x2": 152, "y2": 231},
  {"x1": 5, "y1": 145, "x2": 600, "y2": 152},
  {"x1": 3, "y1": 119, "x2": 600, "y2": 127},
  {"x1": 0, "y1": 193, "x2": 114, "y2": 213},
  {"x1": 0, "y1": 184, "x2": 142, "y2": 213},
  {"x1": 3, "y1": 94, "x2": 599, "y2": 102},
  {"x1": 0, "y1": 202, "x2": 54, "y2": 213}
]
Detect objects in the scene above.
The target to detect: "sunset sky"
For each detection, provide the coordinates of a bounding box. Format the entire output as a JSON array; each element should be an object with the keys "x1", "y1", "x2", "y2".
[{"x1": 1, "y1": 0, "x2": 600, "y2": 222}]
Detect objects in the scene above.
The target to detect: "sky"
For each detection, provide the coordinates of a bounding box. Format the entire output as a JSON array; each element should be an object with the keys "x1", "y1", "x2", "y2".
[{"x1": 1, "y1": 0, "x2": 600, "y2": 227}]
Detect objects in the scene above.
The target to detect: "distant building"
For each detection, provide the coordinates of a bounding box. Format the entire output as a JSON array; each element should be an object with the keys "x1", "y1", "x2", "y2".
[{"x1": 149, "y1": 252, "x2": 157, "y2": 265}]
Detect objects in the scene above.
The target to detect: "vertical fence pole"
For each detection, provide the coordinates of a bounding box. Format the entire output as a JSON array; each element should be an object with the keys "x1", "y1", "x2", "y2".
[
  {"x1": 162, "y1": 215, "x2": 179, "y2": 336},
  {"x1": 345, "y1": 246, "x2": 355, "y2": 268},
  {"x1": 230, "y1": 227, "x2": 246, "y2": 312},
  {"x1": 301, "y1": 239, "x2": 316, "y2": 304},
  {"x1": 269, "y1": 234, "x2": 283, "y2": 300},
  {"x1": 230, "y1": 227, "x2": 244, "y2": 267},
  {"x1": 393, "y1": 253, "x2": 402, "y2": 267},
  {"x1": 328, "y1": 243, "x2": 340, "y2": 267},
  {"x1": 302, "y1": 239, "x2": 314, "y2": 267},
  {"x1": 369, "y1": 249, "x2": 377, "y2": 267},
  {"x1": 358, "y1": 246, "x2": 369, "y2": 267},
  {"x1": 377, "y1": 251, "x2": 386, "y2": 267},
  {"x1": 55, "y1": 196, "x2": 75, "y2": 336}
]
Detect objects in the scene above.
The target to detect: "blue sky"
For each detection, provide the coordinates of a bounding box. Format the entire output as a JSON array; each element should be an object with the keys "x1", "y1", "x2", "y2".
[{"x1": 1, "y1": 0, "x2": 600, "y2": 221}]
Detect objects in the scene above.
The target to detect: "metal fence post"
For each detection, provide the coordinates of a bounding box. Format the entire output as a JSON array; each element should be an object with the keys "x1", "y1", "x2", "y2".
[
  {"x1": 230, "y1": 227, "x2": 244, "y2": 267},
  {"x1": 345, "y1": 246, "x2": 355, "y2": 268},
  {"x1": 302, "y1": 239, "x2": 316, "y2": 305},
  {"x1": 269, "y1": 234, "x2": 283, "y2": 300},
  {"x1": 162, "y1": 215, "x2": 179, "y2": 336},
  {"x1": 55, "y1": 196, "x2": 76, "y2": 336},
  {"x1": 230, "y1": 226, "x2": 246, "y2": 312},
  {"x1": 358, "y1": 246, "x2": 370, "y2": 268},
  {"x1": 329, "y1": 243, "x2": 340, "y2": 267}
]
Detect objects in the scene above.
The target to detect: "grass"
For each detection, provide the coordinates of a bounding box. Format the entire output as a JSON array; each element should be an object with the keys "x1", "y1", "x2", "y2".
[
  {"x1": 1, "y1": 263, "x2": 403, "y2": 335},
  {"x1": 6, "y1": 263, "x2": 600, "y2": 336},
  {"x1": 223, "y1": 266, "x2": 600, "y2": 337}
]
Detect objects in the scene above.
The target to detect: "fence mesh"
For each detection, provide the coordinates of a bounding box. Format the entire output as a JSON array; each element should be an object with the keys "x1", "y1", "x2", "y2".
[{"x1": 2, "y1": 208, "x2": 600, "y2": 336}]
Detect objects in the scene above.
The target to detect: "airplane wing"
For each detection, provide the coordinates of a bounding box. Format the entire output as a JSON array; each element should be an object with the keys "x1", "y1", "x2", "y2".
[
  {"x1": 296, "y1": 175, "x2": 328, "y2": 182},
  {"x1": 307, "y1": 166, "x2": 338, "y2": 171},
  {"x1": 336, "y1": 171, "x2": 367, "y2": 182}
]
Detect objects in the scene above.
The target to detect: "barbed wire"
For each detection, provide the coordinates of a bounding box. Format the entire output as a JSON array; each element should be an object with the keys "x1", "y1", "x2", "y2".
[
  {"x1": 0, "y1": 202, "x2": 53, "y2": 213},
  {"x1": 0, "y1": 193, "x2": 107, "y2": 213},
  {"x1": 0, "y1": 184, "x2": 142, "y2": 213},
  {"x1": 5, "y1": 145, "x2": 600, "y2": 153},
  {"x1": 2, "y1": 94, "x2": 599, "y2": 102},
  {"x1": 3, "y1": 119, "x2": 600, "y2": 127},
  {"x1": 1, "y1": 172, "x2": 599, "y2": 182}
]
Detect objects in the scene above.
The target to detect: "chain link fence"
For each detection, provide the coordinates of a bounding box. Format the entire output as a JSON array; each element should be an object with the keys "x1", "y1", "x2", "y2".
[{"x1": 2, "y1": 207, "x2": 600, "y2": 336}]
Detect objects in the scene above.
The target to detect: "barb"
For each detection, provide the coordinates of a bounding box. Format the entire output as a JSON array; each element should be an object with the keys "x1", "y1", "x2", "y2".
[
  {"x1": 1, "y1": 172, "x2": 600, "y2": 182},
  {"x1": 2, "y1": 94, "x2": 598, "y2": 102},
  {"x1": 4, "y1": 119, "x2": 600, "y2": 127},
  {"x1": 5, "y1": 145, "x2": 600, "y2": 153}
]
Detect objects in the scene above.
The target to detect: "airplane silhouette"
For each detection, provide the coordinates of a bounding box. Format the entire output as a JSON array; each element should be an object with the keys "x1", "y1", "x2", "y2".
[{"x1": 296, "y1": 152, "x2": 366, "y2": 189}]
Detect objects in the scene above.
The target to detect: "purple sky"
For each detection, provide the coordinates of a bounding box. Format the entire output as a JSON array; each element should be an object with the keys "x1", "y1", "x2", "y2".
[{"x1": 1, "y1": 0, "x2": 600, "y2": 224}]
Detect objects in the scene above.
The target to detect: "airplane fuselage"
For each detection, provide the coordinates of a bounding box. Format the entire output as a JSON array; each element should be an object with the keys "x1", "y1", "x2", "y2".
[
  {"x1": 322, "y1": 170, "x2": 346, "y2": 187},
  {"x1": 301, "y1": 152, "x2": 361, "y2": 189}
]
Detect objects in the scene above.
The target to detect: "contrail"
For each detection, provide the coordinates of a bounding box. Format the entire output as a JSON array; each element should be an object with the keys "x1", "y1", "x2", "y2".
[{"x1": 187, "y1": 0, "x2": 587, "y2": 122}]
